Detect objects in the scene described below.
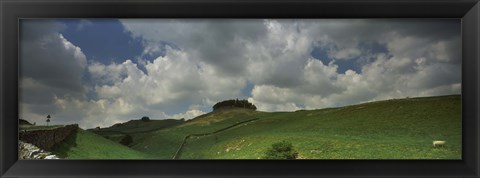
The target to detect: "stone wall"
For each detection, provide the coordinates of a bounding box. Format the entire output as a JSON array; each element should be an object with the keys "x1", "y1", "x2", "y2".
[
  {"x1": 173, "y1": 118, "x2": 259, "y2": 159},
  {"x1": 19, "y1": 124, "x2": 79, "y2": 151}
]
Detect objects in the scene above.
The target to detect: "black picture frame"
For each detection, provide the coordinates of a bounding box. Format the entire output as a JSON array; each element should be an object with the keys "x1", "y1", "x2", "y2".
[{"x1": 1, "y1": 0, "x2": 479, "y2": 177}]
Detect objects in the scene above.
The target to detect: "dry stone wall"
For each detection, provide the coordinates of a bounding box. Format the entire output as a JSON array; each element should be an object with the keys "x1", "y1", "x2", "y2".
[{"x1": 19, "y1": 124, "x2": 79, "y2": 151}]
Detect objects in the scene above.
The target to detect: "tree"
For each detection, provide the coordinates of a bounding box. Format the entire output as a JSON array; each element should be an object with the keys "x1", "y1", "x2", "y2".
[
  {"x1": 263, "y1": 141, "x2": 298, "y2": 159},
  {"x1": 46, "y1": 115, "x2": 51, "y2": 126},
  {"x1": 212, "y1": 99, "x2": 257, "y2": 111},
  {"x1": 141, "y1": 116, "x2": 150, "y2": 122}
]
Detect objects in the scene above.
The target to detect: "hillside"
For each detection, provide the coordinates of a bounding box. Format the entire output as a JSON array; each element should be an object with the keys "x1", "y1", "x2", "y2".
[
  {"x1": 51, "y1": 128, "x2": 151, "y2": 159},
  {"x1": 179, "y1": 95, "x2": 461, "y2": 159},
  {"x1": 91, "y1": 119, "x2": 186, "y2": 145},
  {"x1": 81, "y1": 95, "x2": 462, "y2": 159},
  {"x1": 92, "y1": 108, "x2": 262, "y2": 159},
  {"x1": 96, "y1": 119, "x2": 185, "y2": 133},
  {"x1": 105, "y1": 95, "x2": 461, "y2": 159}
]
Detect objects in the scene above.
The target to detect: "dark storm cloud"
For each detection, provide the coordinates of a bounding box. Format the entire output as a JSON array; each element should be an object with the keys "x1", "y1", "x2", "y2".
[
  {"x1": 19, "y1": 19, "x2": 88, "y2": 125},
  {"x1": 408, "y1": 63, "x2": 461, "y2": 89},
  {"x1": 304, "y1": 19, "x2": 461, "y2": 60},
  {"x1": 388, "y1": 19, "x2": 460, "y2": 40},
  {"x1": 20, "y1": 20, "x2": 66, "y2": 42},
  {"x1": 20, "y1": 20, "x2": 87, "y2": 96},
  {"x1": 309, "y1": 19, "x2": 460, "y2": 43}
]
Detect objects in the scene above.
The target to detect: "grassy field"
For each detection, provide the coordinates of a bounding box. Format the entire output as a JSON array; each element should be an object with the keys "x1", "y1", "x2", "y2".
[
  {"x1": 88, "y1": 119, "x2": 186, "y2": 147},
  {"x1": 92, "y1": 95, "x2": 461, "y2": 159},
  {"x1": 181, "y1": 95, "x2": 461, "y2": 159},
  {"x1": 92, "y1": 119, "x2": 185, "y2": 133},
  {"x1": 51, "y1": 129, "x2": 150, "y2": 159},
  {"x1": 54, "y1": 94, "x2": 461, "y2": 159},
  {"x1": 126, "y1": 108, "x2": 262, "y2": 159}
]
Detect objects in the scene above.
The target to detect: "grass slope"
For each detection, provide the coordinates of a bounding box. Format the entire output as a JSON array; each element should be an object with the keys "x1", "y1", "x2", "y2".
[
  {"x1": 91, "y1": 119, "x2": 185, "y2": 145},
  {"x1": 129, "y1": 108, "x2": 261, "y2": 159},
  {"x1": 96, "y1": 119, "x2": 185, "y2": 133},
  {"x1": 51, "y1": 128, "x2": 151, "y2": 159},
  {"x1": 128, "y1": 95, "x2": 461, "y2": 159}
]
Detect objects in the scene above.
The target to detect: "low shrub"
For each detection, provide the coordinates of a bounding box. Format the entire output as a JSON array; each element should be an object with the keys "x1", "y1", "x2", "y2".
[{"x1": 263, "y1": 140, "x2": 298, "y2": 159}]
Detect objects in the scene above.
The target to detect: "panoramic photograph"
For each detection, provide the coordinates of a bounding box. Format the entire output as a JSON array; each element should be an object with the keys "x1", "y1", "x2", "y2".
[{"x1": 19, "y1": 19, "x2": 461, "y2": 160}]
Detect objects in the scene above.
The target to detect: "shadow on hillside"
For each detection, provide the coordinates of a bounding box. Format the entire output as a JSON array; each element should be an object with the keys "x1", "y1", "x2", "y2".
[{"x1": 51, "y1": 129, "x2": 78, "y2": 158}]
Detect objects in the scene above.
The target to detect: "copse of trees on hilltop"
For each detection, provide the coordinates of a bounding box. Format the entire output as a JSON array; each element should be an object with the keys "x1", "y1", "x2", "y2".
[
  {"x1": 141, "y1": 116, "x2": 150, "y2": 122},
  {"x1": 212, "y1": 99, "x2": 257, "y2": 111}
]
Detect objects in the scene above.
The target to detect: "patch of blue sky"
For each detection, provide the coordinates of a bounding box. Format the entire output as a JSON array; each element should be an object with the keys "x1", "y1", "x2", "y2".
[
  {"x1": 85, "y1": 87, "x2": 99, "y2": 101},
  {"x1": 297, "y1": 103, "x2": 306, "y2": 109},
  {"x1": 334, "y1": 60, "x2": 362, "y2": 74},
  {"x1": 241, "y1": 81, "x2": 255, "y2": 98},
  {"x1": 59, "y1": 19, "x2": 144, "y2": 65},
  {"x1": 357, "y1": 41, "x2": 390, "y2": 65},
  {"x1": 310, "y1": 46, "x2": 331, "y2": 65},
  {"x1": 310, "y1": 41, "x2": 390, "y2": 74},
  {"x1": 310, "y1": 46, "x2": 361, "y2": 74},
  {"x1": 361, "y1": 41, "x2": 389, "y2": 54}
]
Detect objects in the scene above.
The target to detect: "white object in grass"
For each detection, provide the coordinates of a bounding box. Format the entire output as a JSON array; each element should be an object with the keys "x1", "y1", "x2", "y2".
[{"x1": 433, "y1": 140, "x2": 446, "y2": 147}]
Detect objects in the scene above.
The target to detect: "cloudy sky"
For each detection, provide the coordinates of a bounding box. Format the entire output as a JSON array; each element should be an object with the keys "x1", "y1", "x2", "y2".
[{"x1": 19, "y1": 19, "x2": 461, "y2": 129}]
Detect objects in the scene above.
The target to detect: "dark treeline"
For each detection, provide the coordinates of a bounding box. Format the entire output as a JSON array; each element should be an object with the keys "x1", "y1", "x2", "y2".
[{"x1": 212, "y1": 99, "x2": 257, "y2": 111}]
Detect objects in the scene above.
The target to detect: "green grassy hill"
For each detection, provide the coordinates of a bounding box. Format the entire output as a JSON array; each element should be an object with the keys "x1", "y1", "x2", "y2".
[
  {"x1": 90, "y1": 119, "x2": 185, "y2": 145},
  {"x1": 95, "y1": 119, "x2": 185, "y2": 133},
  {"x1": 51, "y1": 128, "x2": 151, "y2": 159},
  {"x1": 179, "y1": 95, "x2": 461, "y2": 159},
  {"x1": 100, "y1": 95, "x2": 461, "y2": 160},
  {"x1": 124, "y1": 108, "x2": 262, "y2": 159},
  {"x1": 33, "y1": 93, "x2": 464, "y2": 160}
]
